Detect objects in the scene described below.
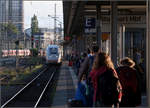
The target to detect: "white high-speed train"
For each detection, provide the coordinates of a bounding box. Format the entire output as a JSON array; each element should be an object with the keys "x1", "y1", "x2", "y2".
[{"x1": 46, "y1": 45, "x2": 61, "y2": 64}]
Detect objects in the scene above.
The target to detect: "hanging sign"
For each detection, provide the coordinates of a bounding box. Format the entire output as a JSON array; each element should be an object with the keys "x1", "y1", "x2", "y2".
[
  {"x1": 102, "y1": 33, "x2": 110, "y2": 41},
  {"x1": 101, "y1": 15, "x2": 146, "y2": 24},
  {"x1": 84, "y1": 17, "x2": 96, "y2": 34}
]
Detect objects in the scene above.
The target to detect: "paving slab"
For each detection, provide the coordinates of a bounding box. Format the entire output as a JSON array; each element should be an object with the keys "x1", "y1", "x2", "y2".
[{"x1": 51, "y1": 61, "x2": 77, "y2": 108}]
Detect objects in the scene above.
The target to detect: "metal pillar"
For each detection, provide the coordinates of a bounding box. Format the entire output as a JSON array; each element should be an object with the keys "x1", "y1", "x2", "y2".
[
  {"x1": 119, "y1": 25, "x2": 125, "y2": 59},
  {"x1": 75, "y1": 36, "x2": 78, "y2": 55},
  {"x1": 96, "y1": 4, "x2": 101, "y2": 50},
  {"x1": 79, "y1": 4, "x2": 85, "y2": 54},
  {"x1": 146, "y1": 0, "x2": 150, "y2": 106},
  {"x1": 82, "y1": 36, "x2": 85, "y2": 52},
  {"x1": 0, "y1": 0, "x2": 2, "y2": 58},
  {"x1": 0, "y1": 7, "x2": 1, "y2": 58},
  {"x1": 111, "y1": 2, "x2": 118, "y2": 67}
]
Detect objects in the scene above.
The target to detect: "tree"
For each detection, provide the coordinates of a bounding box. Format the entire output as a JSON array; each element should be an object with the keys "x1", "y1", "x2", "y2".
[
  {"x1": 31, "y1": 14, "x2": 39, "y2": 48},
  {"x1": 1, "y1": 22, "x2": 18, "y2": 37},
  {"x1": 1, "y1": 23, "x2": 19, "y2": 56},
  {"x1": 30, "y1": 48, "x2": 38, "y2": 57},
  {"x1": 31, "y1": 14, "x2": 39, "y2": 35}
]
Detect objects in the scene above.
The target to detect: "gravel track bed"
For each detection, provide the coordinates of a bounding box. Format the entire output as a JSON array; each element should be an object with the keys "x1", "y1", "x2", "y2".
[
  {"x1": 0, "y1": 65, "x2": 46, "y2": 106},
  {"x1": 1, "y1": 85, "x2": 24, "y2": 105}
]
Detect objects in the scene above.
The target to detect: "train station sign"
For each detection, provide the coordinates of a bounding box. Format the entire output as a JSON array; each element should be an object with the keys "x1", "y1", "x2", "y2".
[
  {"x1": 84, "y1": 15, "x2": 146, "y2": 35},
  {"x1": 101, "y1": 15, "x2": 146, "y2": 24},
  {"x1": 85, "y1": 17, "x2": 96, "y2": 28},
  {"x1": 84, "y1": 17, "x2": 96, "y2": 34}
]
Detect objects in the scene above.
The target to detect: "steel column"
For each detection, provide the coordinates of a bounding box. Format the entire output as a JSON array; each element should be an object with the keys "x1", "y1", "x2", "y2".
[
  {"x1": 111, "y1": 2, "x2": 118, "y2": 67},
  {"x1": 96, "y1": 4, "x2": 101, "y2": 50},
  {"x1": 81, "y1": 36, "x2": 85, "y2": 53},
  {"x1": 146, "y1": 0, "x2": 150, "y2": 107}
]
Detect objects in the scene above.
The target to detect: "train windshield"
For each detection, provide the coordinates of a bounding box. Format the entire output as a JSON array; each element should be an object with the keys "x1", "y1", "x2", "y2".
[{"x1": 50, "y1": 48, "x2": 58, "y2": 54}]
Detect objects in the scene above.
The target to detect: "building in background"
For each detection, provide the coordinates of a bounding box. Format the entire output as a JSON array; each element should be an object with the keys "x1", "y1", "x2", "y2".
[
  {"x1": 0, "y1": 0, "x2": 24, "y2": 33},
  {"x1": 0, "y1": 0, "x2": 24, "y2": 51},
  {"x1": 25, "y1": 27, "x2": 63, "y2": 49},
  {"x1": 34, "y1": 32, "x2": 52, "y2": 49}
]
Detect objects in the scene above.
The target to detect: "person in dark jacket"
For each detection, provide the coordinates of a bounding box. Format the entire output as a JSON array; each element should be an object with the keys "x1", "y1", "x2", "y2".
[
  {"x1": 78, "y1": 46, "x2": 99, "y2": 107},
  {"x1": 116, "y1": 57, "x2": 141, "y2": 107},
  {"x1": 78, "y1": 45, "x2": 99, "y2": 80},
  {"x1": 90, "y1": 52, "x2": 122, "y2": 107}
]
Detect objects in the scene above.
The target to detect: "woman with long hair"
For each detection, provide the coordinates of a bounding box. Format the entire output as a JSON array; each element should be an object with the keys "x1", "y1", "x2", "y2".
[{"x1": 90, "y1": 52, "x2": 122, "y2": 107}]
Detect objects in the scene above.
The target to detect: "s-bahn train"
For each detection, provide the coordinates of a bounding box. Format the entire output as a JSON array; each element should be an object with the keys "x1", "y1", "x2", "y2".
[
  {"x1": 2, "y1": 49, "x2": 45, "y2": 57},
  {"x1": 46, "y1": 45, "x2": 61, "y2": 64},
  {"x1": 2, "y1": 49, "x2": 30, "y2": 57}
]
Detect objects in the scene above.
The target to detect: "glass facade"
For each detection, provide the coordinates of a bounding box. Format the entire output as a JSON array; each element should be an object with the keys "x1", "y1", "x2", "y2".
[
  {"x1": 0, "y1": 0, "x2": 23, "y2": 50},
  {"x1": 0, "y1": 0, "x2": 23, "y2": 33}
]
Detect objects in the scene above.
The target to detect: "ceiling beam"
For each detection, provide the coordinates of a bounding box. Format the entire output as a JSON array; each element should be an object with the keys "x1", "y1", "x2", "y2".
[{"x1": 70, "y1": 1, "x2": 87, "y2": 35}]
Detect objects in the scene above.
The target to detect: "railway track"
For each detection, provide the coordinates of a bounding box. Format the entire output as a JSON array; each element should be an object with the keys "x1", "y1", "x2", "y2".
[{"x1": 1, "y1": 65, "x2": 58, "y2": 108}]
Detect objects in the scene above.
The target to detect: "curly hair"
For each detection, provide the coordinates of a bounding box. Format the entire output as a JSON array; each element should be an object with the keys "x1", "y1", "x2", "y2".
[
  {"x1": 120, "y1": 57, "x2": 135, "y2": 67},
  {"x1": 92, "y1": 52, "x2": 114, "y2": 70}
]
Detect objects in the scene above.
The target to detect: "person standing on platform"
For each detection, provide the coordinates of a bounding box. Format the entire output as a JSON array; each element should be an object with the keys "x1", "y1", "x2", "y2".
[
  {"x1": 80, "y1": 52, "x2": 87, "y2": 63},
  {"x1": 78, "y1": 46, "x2": 99, "y2": 106},
  {"x1": 90, "y1": 52, "x2": 122, "y2": 107},
  {"x1": 74, "y1": 73, "x2": 88, "y2": 106},
  {"x1": 78, "y1": 46, "x2": 99, "y2": 79},
  {"x1": 135, "y1": 49, "x2": 141, "y2": 65},
  {"x1": 116, "y1": 57, "x2": 141, "y2": 107},
  {"x1": 75, "y1": 54, "x2": 81, "y2": 75},
  {"x1": 87, "y1": 48, "x2": 91, "y2": 57}
]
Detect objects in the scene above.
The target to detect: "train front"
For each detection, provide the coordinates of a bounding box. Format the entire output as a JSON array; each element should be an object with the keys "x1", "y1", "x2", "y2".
[{"x1": 46, "y1": 46, "x2": 59, "y2": 64}]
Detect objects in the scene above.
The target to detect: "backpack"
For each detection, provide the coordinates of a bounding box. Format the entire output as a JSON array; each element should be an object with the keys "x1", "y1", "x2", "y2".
[{"x1": 97, "y1": 69, "x2": 120, "y2": 105}]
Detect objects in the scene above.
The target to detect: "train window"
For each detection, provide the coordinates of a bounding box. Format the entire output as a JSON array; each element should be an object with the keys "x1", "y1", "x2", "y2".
[{"x1": 50, "y1": 48, "x2": 58, "y2": 54}]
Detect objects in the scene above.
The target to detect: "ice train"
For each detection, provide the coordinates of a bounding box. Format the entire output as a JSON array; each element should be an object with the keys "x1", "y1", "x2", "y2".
[{"x1": 45, "y1": 45, "x2": 61, "y2": 64}]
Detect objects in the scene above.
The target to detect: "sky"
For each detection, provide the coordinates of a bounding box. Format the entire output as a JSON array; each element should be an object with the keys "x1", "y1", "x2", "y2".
[{"x1": 24, "y1": 1, "x2": 63, "y2": 30}]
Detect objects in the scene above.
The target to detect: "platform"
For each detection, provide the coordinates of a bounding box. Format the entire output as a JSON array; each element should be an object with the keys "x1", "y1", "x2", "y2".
[
  {"x1": 51, "y1": 61, "x2": 78, "y2": 107},
  {"x1": 51, "y1": 61, "x2": 147, "y2": 107}
]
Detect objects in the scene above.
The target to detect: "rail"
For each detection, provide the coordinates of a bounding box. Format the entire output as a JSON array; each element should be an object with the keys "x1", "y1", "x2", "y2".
[
  {"x1": 34, "y1": 71, "x2": 55, "y2": 108},
  {"x1": 1, "y1": 67, "x2": 48, "y2": 108}
]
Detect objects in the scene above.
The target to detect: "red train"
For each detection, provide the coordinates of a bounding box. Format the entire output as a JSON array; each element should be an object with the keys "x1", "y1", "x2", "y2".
[{"x1": 2, "y1": 49, "x2": 45, "y2": 57}]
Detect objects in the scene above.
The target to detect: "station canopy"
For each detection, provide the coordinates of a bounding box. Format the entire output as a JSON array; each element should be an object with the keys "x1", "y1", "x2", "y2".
[{"x1": 63, "y1": 0, "x2": 146, "y2": 42}]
